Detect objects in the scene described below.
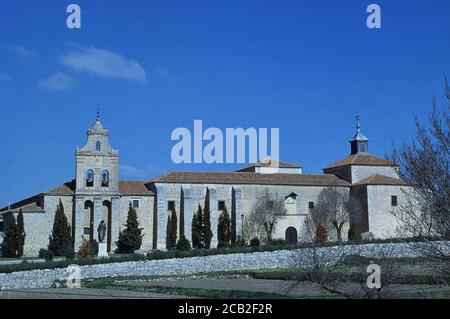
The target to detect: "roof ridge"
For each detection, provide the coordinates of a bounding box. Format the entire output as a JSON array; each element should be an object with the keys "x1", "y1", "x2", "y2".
[
  {"x1": 353, "y1": 173, "x2": 407, "y2": 186},
  {"x1": 323, "y1": 153, "x2": 397, "y2": 170}
]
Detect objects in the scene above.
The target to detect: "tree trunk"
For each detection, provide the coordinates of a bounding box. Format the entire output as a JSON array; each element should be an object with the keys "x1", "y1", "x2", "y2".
[
  {"x1": 265, "y1": 223, "x2": 273, "y2": 242},
  {"x1": 336, "y1": 226, "x2": 343, "y2": 242}
]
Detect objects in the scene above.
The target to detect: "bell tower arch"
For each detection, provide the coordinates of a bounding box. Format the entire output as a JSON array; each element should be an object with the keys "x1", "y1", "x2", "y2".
[{"x1": 75, "y1": 112, "x2": 119, "y2": 194}]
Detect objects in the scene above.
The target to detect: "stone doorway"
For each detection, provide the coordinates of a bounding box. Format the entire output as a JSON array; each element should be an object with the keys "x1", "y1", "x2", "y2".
[
  {"x1": 102, "y1": 200, "x2": 112, "y2": 252},
  {"x1": 84, "y1": 201, "x2": 94, "y2": 242},
  {"x1": 285, "y1": 227, "x2": 298, "y2": 245}
]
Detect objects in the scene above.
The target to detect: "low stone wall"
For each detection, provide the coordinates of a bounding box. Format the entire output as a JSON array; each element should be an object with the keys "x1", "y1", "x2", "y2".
[{"x1": 0, "y1": 242, "x2": 427, "y2": 290}]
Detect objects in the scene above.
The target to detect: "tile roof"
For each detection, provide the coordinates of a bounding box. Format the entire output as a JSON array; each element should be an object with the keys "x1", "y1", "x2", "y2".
[
  {"x1": 44, "y1": 180, "x2": 154, "y2": 196},
  {"x1": 119, "y1": 180, "x2": 154, "y2": 196},
  {"x1": 153, "y1": 171, "x2": 350, "y2": 187},
  {"x1": 353, "y1": 174, "x2": 408, "y2": 186},
  {"x1": 16, "y1": 202, "x2": 44, "y2": 212},
  {"x1": 236, "y1": 159, "x2": 301, "y2": 172},
  {"x1": 323, "y1": 154, "x2": 397, "y2": 169},
  {"x1": 0, "y1": 197, "x2": 44, "y2": 214},
  {"x1": 1, "y1": 180, "x2": 154, "y2": 215},
  {"x1": 45, "y1": 180, "x2": 76, "y2": 195}
]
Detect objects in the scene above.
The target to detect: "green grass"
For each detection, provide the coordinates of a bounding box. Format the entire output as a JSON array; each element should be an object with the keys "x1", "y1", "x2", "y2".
[
  {"x1": 246, "y1": 267, "x2": 450, "y2": 285},
  {"x1": 82, "y1": 276, "x2": 291, "y2": 299},
  {"x1": 80, "y1": 267, "x2": 450, "y2": 299},
  {"x1": 391, "y1": 289, "x2": 450, "y2": 299},
  {"x1": 118, "y1": 285, "x2": 291, "y2": 299}
]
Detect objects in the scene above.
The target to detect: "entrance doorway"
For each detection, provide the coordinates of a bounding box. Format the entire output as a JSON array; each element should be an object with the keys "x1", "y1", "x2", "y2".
[{"x1": 285, "y1": 227, "x2": 298, "y2": 245}]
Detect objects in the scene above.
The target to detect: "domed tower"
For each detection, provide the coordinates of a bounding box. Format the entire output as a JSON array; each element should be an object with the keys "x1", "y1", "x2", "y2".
[{"x1": 349, "y1": 115, "x2": 369, "y2": 155}]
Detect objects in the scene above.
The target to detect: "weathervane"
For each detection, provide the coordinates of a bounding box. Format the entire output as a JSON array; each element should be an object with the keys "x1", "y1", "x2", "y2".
[{"x1": 356, "y1": 112, "x2": 361, "y2": 133}]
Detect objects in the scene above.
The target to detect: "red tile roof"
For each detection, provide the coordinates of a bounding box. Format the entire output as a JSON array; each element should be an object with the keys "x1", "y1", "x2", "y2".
[
  {"x1": 323, "y1": 154, "x2": 397, "y2": 169},
  {"x1": 119, "y1": 180, "x2": 154, "y2": 196},
  {"x1": 153, "y1": 171, "x2": 350, "y2": 187},
  {"x1": 44, "y1": 180, "x2": 154, "y2": 196}
]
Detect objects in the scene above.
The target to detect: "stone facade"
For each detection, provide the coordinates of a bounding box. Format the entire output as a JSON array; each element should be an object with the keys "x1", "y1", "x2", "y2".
[{"x1": 0, "y1": 116, "x2": 411, "y2": 256}]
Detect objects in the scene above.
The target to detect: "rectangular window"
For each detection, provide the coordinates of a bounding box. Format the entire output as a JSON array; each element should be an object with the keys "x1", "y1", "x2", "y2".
[
  {"x1": 168, "y1": 201, "x2": 175, "y2": 212},
  {"x1": 132, "y1": 199, "x2": 140, "y2": 208},
  {"x1": 268, "y1": 200, "x2": 274, "y2": 209},
  {"x1": 391, "y1": 195, "x2": 398, "y2": 207},
  {"x1": 309, "y1": 202, "x2": 314, "y2": 209},
  {"x1": 218, "y1": 201, "x2": 225, "y2": 211}
]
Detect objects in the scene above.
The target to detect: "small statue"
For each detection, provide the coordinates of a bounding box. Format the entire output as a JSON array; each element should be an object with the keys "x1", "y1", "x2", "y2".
[{"x1": 97, "y1": 220, "x2": 107, "y2": 243}]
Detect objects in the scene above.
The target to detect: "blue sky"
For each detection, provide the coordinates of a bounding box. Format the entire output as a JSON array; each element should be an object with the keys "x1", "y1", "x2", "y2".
[{"x1": 0, "y1": 0, "x2": 449, "y2": 207}]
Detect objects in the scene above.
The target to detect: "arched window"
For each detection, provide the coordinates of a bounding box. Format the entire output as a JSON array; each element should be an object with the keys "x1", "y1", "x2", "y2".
[
  {"x1": 96, "y1": 141, "x2": 101, "y2": 152},
  {"x1": 86, "y1": 169, "x2": 94, "y2": 187},
  {"x1": 101, "y1": 170, "x2": 109, "y2": 187}
]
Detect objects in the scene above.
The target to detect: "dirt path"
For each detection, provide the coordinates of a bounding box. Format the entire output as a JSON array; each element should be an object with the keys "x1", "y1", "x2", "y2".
[
  {"x1": 0, "y1": 288, "x2": 195, "y2": 299},
  {"x1": 122, "y1": 278, "x2": 450, "y2": 298}
]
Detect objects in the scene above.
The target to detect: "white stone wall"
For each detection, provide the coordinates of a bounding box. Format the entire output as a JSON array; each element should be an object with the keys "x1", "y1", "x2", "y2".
[
  {"x1": 158, "y1": 183, "x2": 352, "y2": 246},
  {"x1": 18, "y1": 195, "x2": 73, "y2": 257},
  {"x1": 366, "y1": 185, "x2": 408, "y2": 238},
  {"x1": 351, "y1": 166, "x2": 399, "y2": 183},
  {"x1": 119, "y1": 196, "x2": 154, "y2": 252},
  {"x1": 242, "y1": 185, "x2": 350, "y2": 240},
  {"x1": 18, "y1": 180, "x2": 409, "y2": 256}
]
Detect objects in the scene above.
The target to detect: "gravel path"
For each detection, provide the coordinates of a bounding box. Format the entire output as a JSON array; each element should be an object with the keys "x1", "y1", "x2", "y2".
[{"x1": 0, "y1": 243, "x2": 420, "y2": 290}]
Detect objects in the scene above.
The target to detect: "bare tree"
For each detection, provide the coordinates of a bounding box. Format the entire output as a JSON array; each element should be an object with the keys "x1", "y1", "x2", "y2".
[
  {"x1": 290, "y1": 213, "x2": 400, "y2": 299},
  {"x1": 242, "y1": 214, "x2": 264, "y2": 243},
  {"x1": 305, "y1": 202, "x2": 333, "y2": 244},
  {"x1": 316, "y1": 187, "x2": 356, "y2": 242},
  {"x1": 390, "y1": 79, "x2": 450, "y2": 272},
  {"x1": 288, "y1": 214, "x2": 359, "y2": 298},
  {"x1": 248, "y1": 188, "x2": 286, "y2": 242}
]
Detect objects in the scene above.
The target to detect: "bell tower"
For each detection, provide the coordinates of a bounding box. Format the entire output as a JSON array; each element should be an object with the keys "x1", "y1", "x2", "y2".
[
  {"x1": 73, "y1": 113, "x2": 121, "y2": 253},
  {"x1": 349, "y1": 115, "x2": 369, "y2": 155},
  {"x1": 75, "y1": 112, "x2": 119, "y2": 194}
]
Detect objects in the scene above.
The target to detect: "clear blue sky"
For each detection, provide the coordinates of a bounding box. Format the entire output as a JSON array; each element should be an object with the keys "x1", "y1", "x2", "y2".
[{"x1": 0, "y1": 0, "x2": 449, "y2": 207}]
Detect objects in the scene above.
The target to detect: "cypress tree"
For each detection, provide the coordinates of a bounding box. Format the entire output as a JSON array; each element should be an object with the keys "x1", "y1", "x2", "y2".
[
  {"x1": 231, "y1": 187, "x2": 237, "y2": 243},
  {"x1": 203, "y1": 188, "x2": 213, "y2": 249},
  {"x1": 217, "y1": 205, "x2": 231, "y2": 248},
  {"x1": 116, "y1": 203, "x2": 143, "y2": 253},
  {"x1": 48, "y1": 199, "x2": 72, "y2": 256},
  {"x1": 170, "y1": 209, "x2": 177, "y2": 248},
  {"x1": 166, "y1": 213, "x2": 172, "y2": 250},
  {"x1": 165, "y1": 209, "x2": 178, "y2": 250},
  {"x1": 176, "y1": 234, "x2": 192, "y2": 251},
  {"x1": 179, "y1": 188, "x2": 185, "y2": 236},
  {"x1": 1, "y1": 215, "x2": 17, "y2": 258},
  {"x1": 16, "y1": 209, "x2": 26, "y2": 258},
  {"x1": 191, "y1": 204, "x2": 203, "y2": 249}
]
